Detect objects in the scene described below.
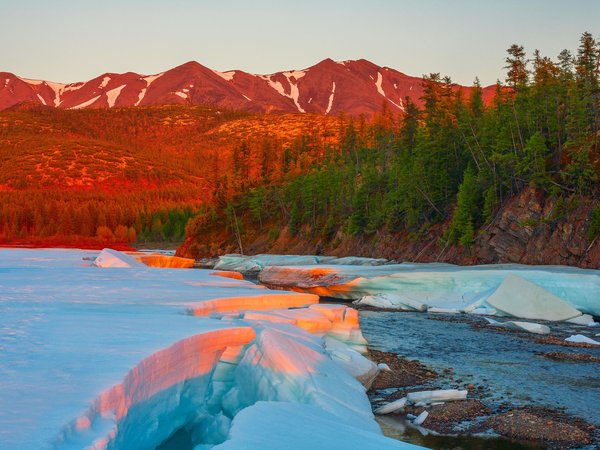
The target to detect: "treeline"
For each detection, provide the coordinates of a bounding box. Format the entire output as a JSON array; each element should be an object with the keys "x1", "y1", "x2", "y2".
[
  {"x1": 187, "y1": 32, "x2": 600, "y2": 250},
  {"x1": 0, "y1": 189, "x2": 199, "y2": 244}
]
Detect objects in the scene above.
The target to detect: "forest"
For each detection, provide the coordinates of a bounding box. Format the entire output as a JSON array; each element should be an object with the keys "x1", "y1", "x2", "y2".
[
  {"x1": 185, "y1": 32, "x2": 600, "y2": 255},
  {"x1": 0, "y1": 104, "x2": 341, "y2": 247}
]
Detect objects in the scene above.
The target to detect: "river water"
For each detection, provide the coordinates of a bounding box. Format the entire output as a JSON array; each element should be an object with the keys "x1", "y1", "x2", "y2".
[{"x1": 359, "y1": 309, "x2": 600, "y2": 448}]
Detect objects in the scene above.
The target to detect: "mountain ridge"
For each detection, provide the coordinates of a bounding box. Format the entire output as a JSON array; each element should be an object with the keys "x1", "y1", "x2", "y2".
[{"x1": 0, "y1": 59, "x2": 497, "y2": 115}]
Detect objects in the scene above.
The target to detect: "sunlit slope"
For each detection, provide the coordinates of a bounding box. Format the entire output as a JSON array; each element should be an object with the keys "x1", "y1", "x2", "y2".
[{"x1": 0, "y1": 106, "x2": 342, "y2": 245}]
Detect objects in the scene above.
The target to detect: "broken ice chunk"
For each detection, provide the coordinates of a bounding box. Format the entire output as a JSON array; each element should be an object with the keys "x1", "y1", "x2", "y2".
[
  {"x1": 354, "y1": 293, "x2": 427, "y2": 311},
  {"x1": 92, "y1": 248, "x2": 146, "y2": 268},
  {"x1": 565, "y1": 334, "x2": 600, "y2": 345},
  {"x1": 413, "y1": 410, "x2": 429, "y2": 425},
  {"x1": 374, "y1": 397, "x2": 407, "y2": 415},
  {"x1": 406, "y1": 389, "x2": 467, "y2": 404},
  {"x1": 377, "y1": 363, "x2": 392, "y2": 372},
  {"x1": 484, "y1": 317, "x2": 550, "y2": 335},
  {"x1": 485, "y1": 274, "x2": 583, "y2": 322}
]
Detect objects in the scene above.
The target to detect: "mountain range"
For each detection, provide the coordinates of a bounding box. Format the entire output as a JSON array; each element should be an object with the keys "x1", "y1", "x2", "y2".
[{"x1": 0, "y1": 59, "x2": 496, "y2": 115}]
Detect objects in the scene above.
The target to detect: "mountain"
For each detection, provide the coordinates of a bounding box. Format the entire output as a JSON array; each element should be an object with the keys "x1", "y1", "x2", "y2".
[{"x1": 0, "y1": 59, "x2": 496, "y2": 115}]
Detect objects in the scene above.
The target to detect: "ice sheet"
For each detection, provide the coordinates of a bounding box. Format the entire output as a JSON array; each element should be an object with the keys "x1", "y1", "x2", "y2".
[
  {"x1": 213, "y1": 254, "x2": 387, "y2": 274},
  {"x1": 214, "y1": 401, "x2": 421, "y2": 449},
  {"x1": 259, "y1": 262, "x2": 600, "y2": 316},
  {"x1": 0, "y1": 248, "x2": 407, "y2": 449}
]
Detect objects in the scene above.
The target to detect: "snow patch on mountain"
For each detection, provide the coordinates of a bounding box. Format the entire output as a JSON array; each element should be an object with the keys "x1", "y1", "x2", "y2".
[
  {"x1": 99, "y1": 76, "x2": 111, "y2": 89},
  {"x1": 375, "y1": 72, "x2": 385, "y2": 97},
  {"x1": 43, "y1": 81, "x2": 68, "y2": 107},
  {"x1": 326, "y1": 82, "x2": 336, "y2": 114},
  {"x1": 69, "y1": 94, "x2": 101, "y2": 110},
  {"x1": 283, "y1": 70, "x2": 306, "y2": 81},
  {"x1": 175, "y1": 91, "x2": 188, "y2": 99},
  {"x1": 143, "y1": 72, "x2": 164, "y2": 87},
  {"x1": 106, "y1": 84, "x2": 126, "y2": 107},
  {"x1": 135, "y1": 88, "x2": 146, "y2": 106},
  {"x1": 36, "y1": 94, "x2": 46, "y2": 105},
  {"x1": 213, "y1": 70, "x2": 236, "y2": 81},
  {"x1": 375, "y1": 72, "x2": 403, "y2": 110},
  {"x1": 262, "y1": 75, "x2": 305, "y2": 113},
  {"x1": 283, "y1": 72, "x2": 305, "y2": 113}
]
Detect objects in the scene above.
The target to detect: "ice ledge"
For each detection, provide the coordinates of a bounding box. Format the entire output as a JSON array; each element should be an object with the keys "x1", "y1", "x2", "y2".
[{"x1": 56, "y1": 327, "x2": 256, "y2": 449}]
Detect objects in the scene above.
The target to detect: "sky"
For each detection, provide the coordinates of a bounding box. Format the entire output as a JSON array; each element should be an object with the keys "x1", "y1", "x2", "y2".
[{"x1": 1, "y1": 0, "x2": 598, "y2": 86}]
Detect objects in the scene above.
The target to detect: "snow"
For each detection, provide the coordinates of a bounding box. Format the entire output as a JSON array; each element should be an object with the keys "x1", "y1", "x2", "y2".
[
  {"x1": 106, "y1": 84, "x2": 126, "y2": 108},
  {"x1": 133, "y1": 74, "x2": 163, "y2": 106},
  {"x1": 284, "y1": 73, "x2": 305, "y2": 113},
  {"x1": 36, "y1": 93, "x2": 47, "y2": 105},
  {"x1": 135, "y1": 88, "x2": 147, "y2": 106},
  {"x1": 142, "y1": 72, "x2": 164, "y2": 86},
  {"x1": 283, "y1": 70, "x2": 306, "y2": 81},
  {"x1": 175, "y1": 91, "x2": 188, "y2": 99},
  {"x1": 99, "y1": 76, "x2": 111, "y2": 89},
  {"x1": 242, "y1": 94, "x2": 252, "y2": 101},
  {"x1": 259, "y1": 262, "x2": 600, "y2": 317},
  {"x1": 69, "y1": 94, "x2": 101, "y2": 109},
  {"x1": 565, "y1": 334, "x2": 600, "y2": 345},
  {"x1": 375, "y1": 72, "x2": 404, "y2": 110},
  {"x1": 0, "y1": 248, "x2": 408, "y2": 449},
  {"x1": 19, "y1": 77, "x2": 42, "y2": 85},
  {"x1": 326, "y1": 81, "x2": 336, "y2": 114},
  {"x1": 262, "y1": 73, "x2": 306, "y2": 113},
  {"x1": 42, "y1": 81, "x2": 68, "y2": 106},
  {"x1": 213, "y1": 70, "x2": 236, "y2": 81},
  {"x1": 375, "y1": 72, "x2": 385, "y2": 96},
  {"x1": 63, "y1": 83, "x2": 84, "y2": 93}
]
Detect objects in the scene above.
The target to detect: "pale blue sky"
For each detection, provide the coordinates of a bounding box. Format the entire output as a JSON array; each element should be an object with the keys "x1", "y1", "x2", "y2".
[{"x1": 1, "y1": 0, "x2": 598, "y2": 85}]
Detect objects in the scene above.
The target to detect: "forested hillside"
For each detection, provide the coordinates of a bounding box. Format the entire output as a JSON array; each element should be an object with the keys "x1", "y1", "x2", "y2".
[
  {"x1": 181, "y1": 33, "x2": 600, "y2": 266},
  {"x1": 0, "y1": 105, "x2": 341, "y2": 247}
]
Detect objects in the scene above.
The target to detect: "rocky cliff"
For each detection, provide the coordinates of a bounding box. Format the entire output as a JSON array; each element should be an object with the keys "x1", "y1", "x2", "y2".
[{"x1": 178, "y1": 188, "x2": 600, "y2": 269}]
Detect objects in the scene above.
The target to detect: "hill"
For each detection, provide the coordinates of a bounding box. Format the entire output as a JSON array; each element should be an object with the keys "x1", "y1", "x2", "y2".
[{"x1": 0, "y1": 105, "x2": 343, "y2": 247}]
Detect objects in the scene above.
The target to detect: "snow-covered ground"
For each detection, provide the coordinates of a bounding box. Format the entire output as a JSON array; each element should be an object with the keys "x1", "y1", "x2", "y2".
[{"x1": 0, "y1": 248, "x2": 418, "y2": 450}]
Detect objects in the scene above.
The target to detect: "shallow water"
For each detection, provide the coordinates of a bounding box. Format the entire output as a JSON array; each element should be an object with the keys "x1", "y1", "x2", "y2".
[
  {"x1": 377, "y1": 415, "x2": 539, "y2": 449},
  {"x1": 359, "y1": 310, "x2": 600, "y2": 448}
]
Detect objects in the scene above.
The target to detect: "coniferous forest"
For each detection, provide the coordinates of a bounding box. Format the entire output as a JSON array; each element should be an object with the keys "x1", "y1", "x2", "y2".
[{"x1": 183, "y1": 33, "x2": 600, "y2": 261}]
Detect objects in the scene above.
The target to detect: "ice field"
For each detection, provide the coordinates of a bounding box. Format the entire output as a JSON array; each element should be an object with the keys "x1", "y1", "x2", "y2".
[{"x1": 0, "y1": 248, "x2": 418, "y2": 450}]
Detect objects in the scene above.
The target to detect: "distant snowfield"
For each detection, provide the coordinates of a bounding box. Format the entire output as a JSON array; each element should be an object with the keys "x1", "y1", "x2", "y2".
[{"x1": 0, "y1": 248, "x2": 416, "y2": 450}]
